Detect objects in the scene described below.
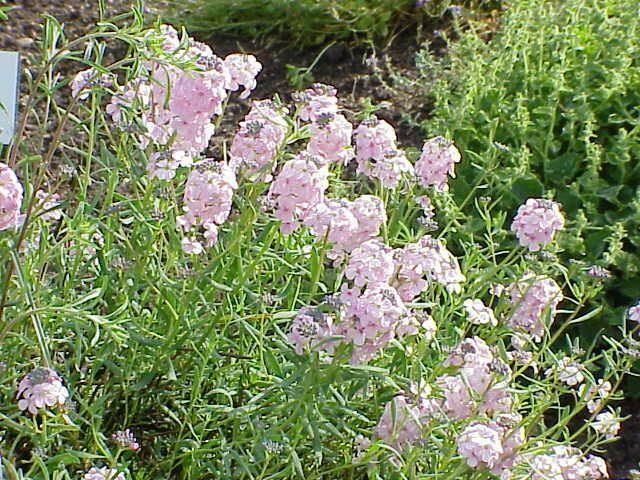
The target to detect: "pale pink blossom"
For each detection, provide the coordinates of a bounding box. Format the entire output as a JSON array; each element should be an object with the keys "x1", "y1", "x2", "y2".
[
  {"x1": 414, "y1": 136, "x2": 460, "y2": 191},
  {"x1": 17, "y1": 367, "x2": 69, "y2": 415},
  {"x1": 84, "y1": 466, "x2": 125, "y2": 480},
  {"x1": 0, "y1": 162, "x2": 23, "y2": 231},
  {"x1": 344, "y1": 239, "x2": 395, "y2": 287},
  {"x1": 336, "y1": 282, "x2": 409, "y2": 364},
  {"x1": 529, "y1": 446, "x2": 608, "y2": 480},
  {"x1": 508, "y1": 274, "x2": 562, "y2": 341},
  {"x1": 268, "y1": 153, "x2": 329, "y2": 234},
  {"x1": 464, "y1": 298, "x2": 497, "y2": 326},
  {"x1": 628, "y1": 301, "x2": 640, "y2": 323},
  {"x1": 511, "y1": 198, "x2": 564, "y2": 251},
  {"x1": 303, "y1": 195, "x2": 386, "y2": 260},
  {"x1": 287, "y1": 308, "x2": 335, "y2": 355},
  {"x1": 545, "y1": 357, "x2": 584, "y2": 386},
  {"x1": 177, "y1": 160, "x2": 237, "y2": 249},
  {"x1": 229, "y1": 100, "x2": 289, "y2": 178},
  {"x1": 392, "y1": 235, "x2": 465, "y2": 301},
  {"x1": 224, "y1": 54, "x2": 262, "y2": 98},
  {"x1": 294, "y1": 83, "x2": 338, "y2": 122},
  {"x1": 579, "y1": 379, "x2": 612, "y2": 413},
  {"x1": 306, "y1": 113, "x2": 354, "y2": 166},
  {"x1": 457, "y1": 422, "x2": 504, "y2": 469},
  {"x1": 354, "y1": 117, "x2": 413, "y2": 188},
  {"x1": 375, "y1": 395, "x2": 427, "y2": 451},
  {"x1": 35, "y1": 190, "x2": 62, "y2": 221},
  {"x1": 591, "y1": 409, "x2": 620, "y2": 440},
  {"x1": 71, "y1": 68, "x2": 112, "y2": 100}
]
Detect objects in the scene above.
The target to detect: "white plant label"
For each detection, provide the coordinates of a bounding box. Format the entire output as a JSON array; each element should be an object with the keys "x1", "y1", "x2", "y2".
[{"x1": 0, "y1": 51, "x2": 20, "y2": 145}]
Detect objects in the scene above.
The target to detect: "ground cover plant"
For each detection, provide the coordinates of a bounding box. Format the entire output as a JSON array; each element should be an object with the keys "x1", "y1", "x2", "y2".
[
  {"x1": 1, "y1": 2, "x2": 640, "y2": 479},
  {"x1": 410, "y1": 0, "x2": 640, "y2": 337},
  {"x1": 171, "y1": 0, "x2": 501, "y2": 48}
]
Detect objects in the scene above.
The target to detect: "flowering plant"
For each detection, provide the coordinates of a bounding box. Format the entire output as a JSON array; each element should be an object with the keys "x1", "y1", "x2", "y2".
[{"x1": 0, "y1": 4, "x2": 637, "y2": 480}]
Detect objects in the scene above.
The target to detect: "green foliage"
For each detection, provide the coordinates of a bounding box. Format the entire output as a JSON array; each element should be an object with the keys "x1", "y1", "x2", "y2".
[
  {"x1": 170, "y1": 0, "x2": 420, "y2": 47},
  {"x1": 417, "y1": 0, "x2": 640, "y2": 323}
]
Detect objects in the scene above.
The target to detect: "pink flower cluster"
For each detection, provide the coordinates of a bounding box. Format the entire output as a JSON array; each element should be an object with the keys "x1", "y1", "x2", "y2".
[
  {"x1": 335, "y1": 282, "x2": 414, "y2": 364},
  {"x1": 508, "y1": 274, "x2": 563, "y2": 341},
  {"x1": 224, "y1": 54, "x2": 262, "y2": 98},
  {"x1": 229, "y1": 100, "x2": 289, "y2": 178},
  {"x1": 112, "y1": 429, "x2": 140, "y2": 452},
  {"x1": 437, "y1": 337, "x2": 512, "y2": 419},
  {"x1": 287, "y1": 308, "x2": 335, "y2": 355},
  {"x1": 268, "y1": 154, "x2": 329, "y2": 234},
  {"x1": 344, "y1": 239, "x2": 395, "y2": 287},
  {"x1": 392, "y1": 235, "x2": 465, "y2": 301},
  {"x1": 306, "y1": 113, "x2": 354, "y2": 166},
  {"x1": 294, "y1": 83, "x2": 338, "y2": 122},
  {"x1": 457, "y1": 419, "x2": 523, "y2": 476},
  {"x1": 463, "y1": 298, "x2": 497, "y2": 326},
  {"x1": 104, "y1": 25, "x2": 261, "y2": 178},
  {"x1": 84, "y1": 467, "x2": 125, "y2": 480},
  {"x1": 528, "y1": 447, "x2": 608, "y2": 480},
  {"x1": 0, "y1": 162, "x2": 23, "y2": 231},
  {"x1": 373, "y1": 382, "x2": 440, "y2": 451},
  {"x1": 17, "y1": 367, "x2": 69, "y2": 415},
  {"x1": 70, "y1": 68, "x2": 112, "y2": 100},
  {"x1": 303, "y1": 195, "x2": 386, "y2": 261},
  {"x1": 579, "y1": 379, "x2": 612, "y2": 413},
  {"x1": 177, "y1": 160, "x2": 238, "y2": 252},
  {"x1": 354, "y1": 117, "x2": 414, "y2": 188},
  {"x1": 511, "y1": 198, "x2": 564, "y2": 251},
  {"x1": 375, "y1": 395, "x2": 425, "y2": 451},
  {"x1": 414, "y1": 136, "x2": 461, "y2": 191}
]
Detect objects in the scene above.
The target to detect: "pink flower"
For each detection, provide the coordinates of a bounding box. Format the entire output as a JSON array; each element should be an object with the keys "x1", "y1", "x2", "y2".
[
  {"x1": 336, "y1": 282, "x2": 408, "y2": 363},
  {"x1": 628, "y1": 301, "x2": 640, "y2": 323},
  {"x1": 224, "y1": 54, "x2": 262, "y2": 98},
  {"x1": 391, "y1": 235, "x2": 465, "y2": 301},
  {"x1": 545, "y1": 357, "x2": 584, "y2": 386},
  {"x1": 306, "y1": 113, "x2": 354, "y2": 166},
  {"x1": 84, "y1": 467, "x2": 125, "y2": 480},
  {"x1": 17, "y1": 367, "x2": 69, "y2": 415},
  {"x1": 375, "y1": 395, "x2": 425, "y2": 451},
  {"x1": 414, "y1": 136, "x2": 460, "y2": 191},
  {"x1": 354, "y1": 117, "x2": 413, "y2": 188},
  {"x1": 529, "y1": 446, "x2": 608, "y2": 480},
  {"x1": 508, "y1": 274, "x2": 562, "y2": 341},
  {"x1": 0, "y1": 162, "x2": 23, "y2": 231},
  {"x1": 294, "y1": 83, "x2": 339, "y2": 122},
  {"x1": 268, "y1": 153, "x2": 329, "y2": 234},
  {"x1": 579, "y1": 379, "x2": 612, "y2": 413},
  {"x1": 303, "y1": 195, "x2": 386, "y2": 261},
  {"x1": 511, "y1": 198, "x2": 564, "y2": 251},
  {"x1": 344, "y1": 239, "x2": 395, "y2": 287},
  {"x1": 463, "y1": 298, "x2": 497, "y2": 326},
  {"x1": 112, "y1": 429, "x2": 140, "y2": 451},
  {"x1": 591, "y1": 409, "x2": 620, "y2": 440},
  {"x1": 457, "y1": 420, "x2": 524, "y2": 476},
  {"x1": 181, "y1": 237, "x2": 203, "y2": 255},
  {"x1": 177, "y1": 160, "x2": 237, "y2": 249},
  {"x1": 35, "y1": 190, "x2": 62, "y2": 221},
  {"x1": 457, "y1": 422, "x2": 504, "y2": 469},
  {"x1": 438, "y1": 337, "x2": 512, "y2": 419},
  {"x1": 287, "y1": 308, "x2": 335, "y2": 355},
  {"x1": 229, "y1": 100, "x2": 289, "y2": 178},
  {"x1": 71, "y1": 68, "x2": 112, "y2": 100}
]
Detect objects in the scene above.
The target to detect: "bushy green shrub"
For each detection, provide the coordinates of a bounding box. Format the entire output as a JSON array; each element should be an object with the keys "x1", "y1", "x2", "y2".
[
  {"x1": 171, "y1": 0, "x2": 422, "y2": 47},
  {"x1": 416, "y1": 0, "x2": 640, "y2": 326}
]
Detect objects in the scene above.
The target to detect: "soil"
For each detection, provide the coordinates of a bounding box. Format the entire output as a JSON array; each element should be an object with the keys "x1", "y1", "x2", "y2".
[{"x1": 0, "y1": 1, "x2": 638, "y2": 478}]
